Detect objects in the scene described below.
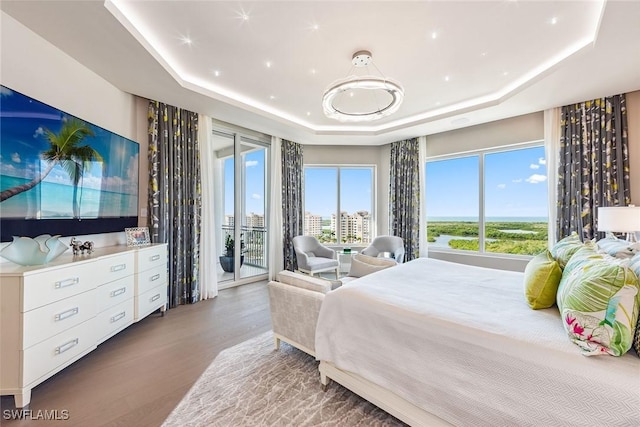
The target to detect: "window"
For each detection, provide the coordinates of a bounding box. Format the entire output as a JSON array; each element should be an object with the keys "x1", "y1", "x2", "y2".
[
  {"x1": 426, "y1": 144, "x2": 548, "y2": 256},
  {"x1": 304, "y1": 166, "x2": 374, "y2": 245}
]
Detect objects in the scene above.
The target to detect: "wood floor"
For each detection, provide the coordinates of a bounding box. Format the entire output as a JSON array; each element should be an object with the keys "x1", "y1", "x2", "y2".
[{"x1": 1, "y1": 281, "x2": 272, "y2": 427}]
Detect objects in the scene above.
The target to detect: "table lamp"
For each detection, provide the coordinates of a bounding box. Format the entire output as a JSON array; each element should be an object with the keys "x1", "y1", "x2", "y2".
[{"x1": 597, "y1": 205, "x2": 640, "y2": 242}]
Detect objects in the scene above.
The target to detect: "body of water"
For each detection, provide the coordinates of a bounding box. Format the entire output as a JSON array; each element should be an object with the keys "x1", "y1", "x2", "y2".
[{"x1": 0, "y1": 175, "x2": 137, "y2": 218}]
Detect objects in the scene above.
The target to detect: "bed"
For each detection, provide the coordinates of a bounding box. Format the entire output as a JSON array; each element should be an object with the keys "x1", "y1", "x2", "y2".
[{"x1": 315, "y1": 258, "x2": 640, "y2": 426}]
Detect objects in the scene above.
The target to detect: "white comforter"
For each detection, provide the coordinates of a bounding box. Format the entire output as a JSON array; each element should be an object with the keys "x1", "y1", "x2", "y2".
[{"x1": 315, "y1": 258, "x2": 640, "y2": 426}]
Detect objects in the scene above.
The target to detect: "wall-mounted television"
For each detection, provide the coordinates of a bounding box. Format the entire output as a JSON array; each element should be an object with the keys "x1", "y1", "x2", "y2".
[{"x1": 0, "y1": 85, "x2": 139, "y2": 242}]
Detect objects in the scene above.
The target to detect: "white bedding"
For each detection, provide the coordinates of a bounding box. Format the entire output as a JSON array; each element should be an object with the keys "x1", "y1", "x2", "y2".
[{"x1": 315, "y1": 258, "x2": 640, "y2": 426}]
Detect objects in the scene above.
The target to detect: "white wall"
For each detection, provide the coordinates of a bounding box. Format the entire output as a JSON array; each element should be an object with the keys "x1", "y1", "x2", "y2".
[{"x1": 0, "y1": 12, "x2": 148, "y2": 248}]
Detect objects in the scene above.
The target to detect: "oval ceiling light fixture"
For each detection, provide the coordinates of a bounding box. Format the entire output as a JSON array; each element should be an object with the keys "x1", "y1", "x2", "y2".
[{"x1": 322, "y1": 50, "x2": 404, "y2": 122}]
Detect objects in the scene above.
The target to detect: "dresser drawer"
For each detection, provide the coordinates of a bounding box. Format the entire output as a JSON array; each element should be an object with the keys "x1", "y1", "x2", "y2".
[
  {"x1": 96, "y1": 298, "x2": 134, "y2": 344},
  {"x1": 95, "y1": 252, "x2": 135, "y2": 284},
  {"x1": 22, "y1": 262, "x2": 96, "y2": 312},
  {"x1": 136, "y1": 265, "x2": 167, "y2": 295},
  {"x1": 22, "y1": 290, "x2": 96, "y2": 349},
  {"x1": 96, "y1": 276, "x2": 134, "y2": 313},
  {"x1": 22, "y1": 318, "x2": 96, "y2": 387},
  {"x1": 136, "y1": 245, "x2": 167, "y2": 272},
  {"x1": 135, "y1": 283, "x2": 167, "y2": 321}
]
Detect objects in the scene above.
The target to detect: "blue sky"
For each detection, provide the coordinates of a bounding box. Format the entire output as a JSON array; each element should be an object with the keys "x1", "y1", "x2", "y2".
[
  {"x1": 426, "y1": 146, "x2": 548, "y2": 218},
  {"x1": 304, "y1": 167, "x2": 373, "y2": 217},
  {"x1": 224, "y1": 146, "x2": 547, "y2": 220},
  {"x1": 224, "y1": 149, "x2": 266, "y2": 216}
]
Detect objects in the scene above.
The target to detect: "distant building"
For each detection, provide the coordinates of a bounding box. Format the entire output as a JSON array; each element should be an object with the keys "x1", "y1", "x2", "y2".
[
  {"x1": 305, "y1": 212, "x2": 323, "y2": 237},
  {"x1": 246, "y1": 212, "x2": 265, "y2": 228},
  {"x1": 329, "y1": 210, "x2": 371, "y2": 243}
]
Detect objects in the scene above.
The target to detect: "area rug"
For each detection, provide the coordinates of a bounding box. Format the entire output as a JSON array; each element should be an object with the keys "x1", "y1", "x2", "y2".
[{"x1": 162, "y1": 331, "x2": 405, "y2": 426}]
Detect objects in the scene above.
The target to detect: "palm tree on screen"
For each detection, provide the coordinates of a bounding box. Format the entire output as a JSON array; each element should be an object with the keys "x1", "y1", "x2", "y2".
[{"x1": 0, "y1": 118, "x2": 101, "y2": 218}]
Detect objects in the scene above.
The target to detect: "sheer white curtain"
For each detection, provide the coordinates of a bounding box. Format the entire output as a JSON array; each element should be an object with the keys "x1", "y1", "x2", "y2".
[
  {"x1": 418, "y1": 135, "x2": 428, "y2": 257},
  {"x1": 198, "y1": 114, "x2": 218, "y2": 299},
  {"x1": 268, "y1": 136, "x2": 283, "y2": 279},
  {"x1": 544, "y1": 107, "x2": 561, "y2": 248}
]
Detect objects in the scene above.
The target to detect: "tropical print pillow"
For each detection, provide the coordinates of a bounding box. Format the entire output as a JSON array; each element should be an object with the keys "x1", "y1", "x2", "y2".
[
  {"x1": 557, "y1": 254, "x2": 640, "y2": 356},
  {"x1": 550, "y1": 232, "x2": 585, "y2": 269},
  {"x1": 628, "y1": 253, "x2": 640, "y2": 357}
]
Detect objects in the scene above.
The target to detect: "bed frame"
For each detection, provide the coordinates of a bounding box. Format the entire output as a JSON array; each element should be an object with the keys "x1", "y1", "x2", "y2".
[{"x1": 319, "y1": 361, "x2": 452, "y2": 427}]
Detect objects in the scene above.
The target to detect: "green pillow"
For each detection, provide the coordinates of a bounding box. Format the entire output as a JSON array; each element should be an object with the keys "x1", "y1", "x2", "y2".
[
  {"x1": 523, "y1": 250, "x2": 562, "y2": 309},
  {"x1": 550, "y1": 232, "x2": 584, "y2": 269},
  {"x1": 557, "y1": 254, "x2": 640, "y2": 356}
]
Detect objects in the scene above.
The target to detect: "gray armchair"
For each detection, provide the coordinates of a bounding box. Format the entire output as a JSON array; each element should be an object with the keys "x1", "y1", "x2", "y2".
[
  {"x1": 361, "y1": 235, "x2": 405, "y2": 263},
  {"x1": 292, "y1": 235, "x2": 339, "y2": 279}
]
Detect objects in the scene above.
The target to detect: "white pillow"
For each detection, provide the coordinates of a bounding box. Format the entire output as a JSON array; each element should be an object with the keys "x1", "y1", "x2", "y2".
[{"x1": 348, "y1": 253, "x2": 397, "y2": 278}]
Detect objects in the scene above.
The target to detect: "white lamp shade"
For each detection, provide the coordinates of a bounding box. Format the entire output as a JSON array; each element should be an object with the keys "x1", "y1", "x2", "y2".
[{"x1": 597, "y1": 206, "x2": 640, "y2": 232}]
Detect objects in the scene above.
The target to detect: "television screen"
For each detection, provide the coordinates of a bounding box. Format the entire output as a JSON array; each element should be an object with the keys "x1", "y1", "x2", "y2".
[{"x1": 0, "y1": 85, "x2": 139, "y2": 241}]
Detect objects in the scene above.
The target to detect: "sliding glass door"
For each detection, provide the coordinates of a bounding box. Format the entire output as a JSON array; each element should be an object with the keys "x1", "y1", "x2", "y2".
[{"x1": 212, "y1": 128, "x2": 269, "y2": 285}]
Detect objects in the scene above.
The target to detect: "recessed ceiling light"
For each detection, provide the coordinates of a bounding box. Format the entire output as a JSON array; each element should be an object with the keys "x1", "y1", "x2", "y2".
[
  {"x1": 180, "y1": 36, "x2": 192, "y2": 45},
  {"x1": 310, "y1": 69, "x2": 317, "y2": 75},
  {"x1": 550, "y1": 16, "x2": 558, "y2": 25},
  {"x1": 312, "y1": 24, "x2": 319, "y2": 30},
  {"x1": 481, "y1": 52, "x2": 488, "y2": 57},
  {"x1": 435, "y1": 101, "x2": 441, "y2": 106},
  {"x1": 213, "y1": 70, "x2": 220, "y2": 77},
  {"x1": 502, "y1": 71, "x2": 509, "y2": 76},
  {"x1": 266, "y1": 61, "x2": 272, "y2": 68},
  {"x1": 306, "y1": 112, "x2": 311, "y2": 116},
  {"x1": 444, "y1": 75, "x2": 450, "y2": 82},
  {"x1": 431, "y1": 31, "x2": 438, "y2": 40},
  {"x1": 269, "y1": 95, "x2": 275, "y2": 100}
]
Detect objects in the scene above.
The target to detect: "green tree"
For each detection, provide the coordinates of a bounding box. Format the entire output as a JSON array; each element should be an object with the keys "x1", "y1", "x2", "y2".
[{"x1": 0, "y1": 118, "x2": 101, "y2": 218}]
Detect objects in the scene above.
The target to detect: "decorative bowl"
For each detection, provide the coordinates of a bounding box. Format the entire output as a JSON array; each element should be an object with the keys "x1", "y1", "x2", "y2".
[{"x1": 0, "y1": 234, "x2": 69, "y2": 266}]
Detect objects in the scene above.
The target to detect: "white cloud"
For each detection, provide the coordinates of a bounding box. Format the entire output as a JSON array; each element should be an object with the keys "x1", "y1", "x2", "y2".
[
  {"x1": 33, "y1": 126, "x2": 44, "y2": 138},
  {"x1": 246, "y1": 160, "x2": 258, "y2": 167},
  {"x1": 538, "y1": 157, "x2": 546, "y2": 165},
  {"x1": 512, "y1": 178, "x2": 522, "y2": 183},
  {"x1": 529, "y1": 163, "x2": 540, "y2": 170},
  {"x1": 11, "y1": 152, "x2": 21, "y2": 163},
  {"x1": 526, "y1": 174, "x2": 547, "y2": 184},
  {"x1": 497, "y1": 183, "x2": 506, "y2": 189},
  {"x1": 252, "y1": 193, "x2": 261, "y2": 200}
]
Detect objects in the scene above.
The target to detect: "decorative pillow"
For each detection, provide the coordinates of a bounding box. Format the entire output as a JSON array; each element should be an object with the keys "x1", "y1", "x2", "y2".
[
  {"x1": 596, "y1": 236, "x2": 639, "y2": 259},
  {"x1": 557, "y1": 254, "x2": 640, "y2": 356},
  {"x1": 348, "y1": 253, "x2": 397, "y2": 278},
  {"x1": 550, "y1": 232, "x2": 584, "y2": 269},
  {"x1": 523, "y1": 250, "x2": 562, "y2": 309},
  {"x1": 628, "y1": 253, "x2": 640, "y2": 357}
]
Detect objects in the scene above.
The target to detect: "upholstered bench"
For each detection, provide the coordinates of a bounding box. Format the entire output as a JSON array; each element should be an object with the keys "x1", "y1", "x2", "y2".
[{"x1": 267, "y1": 254, "x2": 397, "y2": 356}]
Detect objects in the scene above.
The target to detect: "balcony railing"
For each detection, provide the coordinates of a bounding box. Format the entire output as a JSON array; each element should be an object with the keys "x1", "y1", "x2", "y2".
[{"x1": 221, "y1": 225, "x2": 267, "y2": 269}]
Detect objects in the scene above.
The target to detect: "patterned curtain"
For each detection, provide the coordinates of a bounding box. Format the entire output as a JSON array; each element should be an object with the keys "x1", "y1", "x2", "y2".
[
  {"x1": 389, "y1": 138, "x2": 420, "y2": 260},
  {"x1": 557, "y1": 94, "x2": 630, "y2": 241},
  {"x1": 281, "y1": 139, "x2": 303, "y2": 271},
  {"x1": 148, "y1": 101, "x2": 202, "y2": 307}
]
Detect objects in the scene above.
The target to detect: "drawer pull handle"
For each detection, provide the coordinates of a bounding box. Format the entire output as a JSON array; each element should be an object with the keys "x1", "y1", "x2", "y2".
[
  {"x1": 150, "y1": 274, "x2": 160, "y2": 282},
  {"x1": 55, "y1": 277, "x2": 79, "y2": 289},
  {"x1": 54, "y1": 307, "x2": 79, "y2": 321},
  {"x1": 151, "y1": 254, "x2": 161, "y2": 261},
  {"x1": 110, "y1": 287, "x2": 127, "y2": 297},
  {"x1": 55, "y1": 338, "x2": 79, "y2": 355},
  {"x1": 110, "y1": 264, "x2": 126, "y2": 272},
  {"x1": 150, "y1": 294, "x2": 161, "y2": 302},
  {"x1": 110, "y1": 311, "x2": 126, "y2": 323}
]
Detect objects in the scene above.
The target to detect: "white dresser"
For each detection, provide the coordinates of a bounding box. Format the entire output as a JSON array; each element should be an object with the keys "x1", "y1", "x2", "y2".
[{"x1": 0, "y1": 243, "x2": 168, "y2": 408}]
